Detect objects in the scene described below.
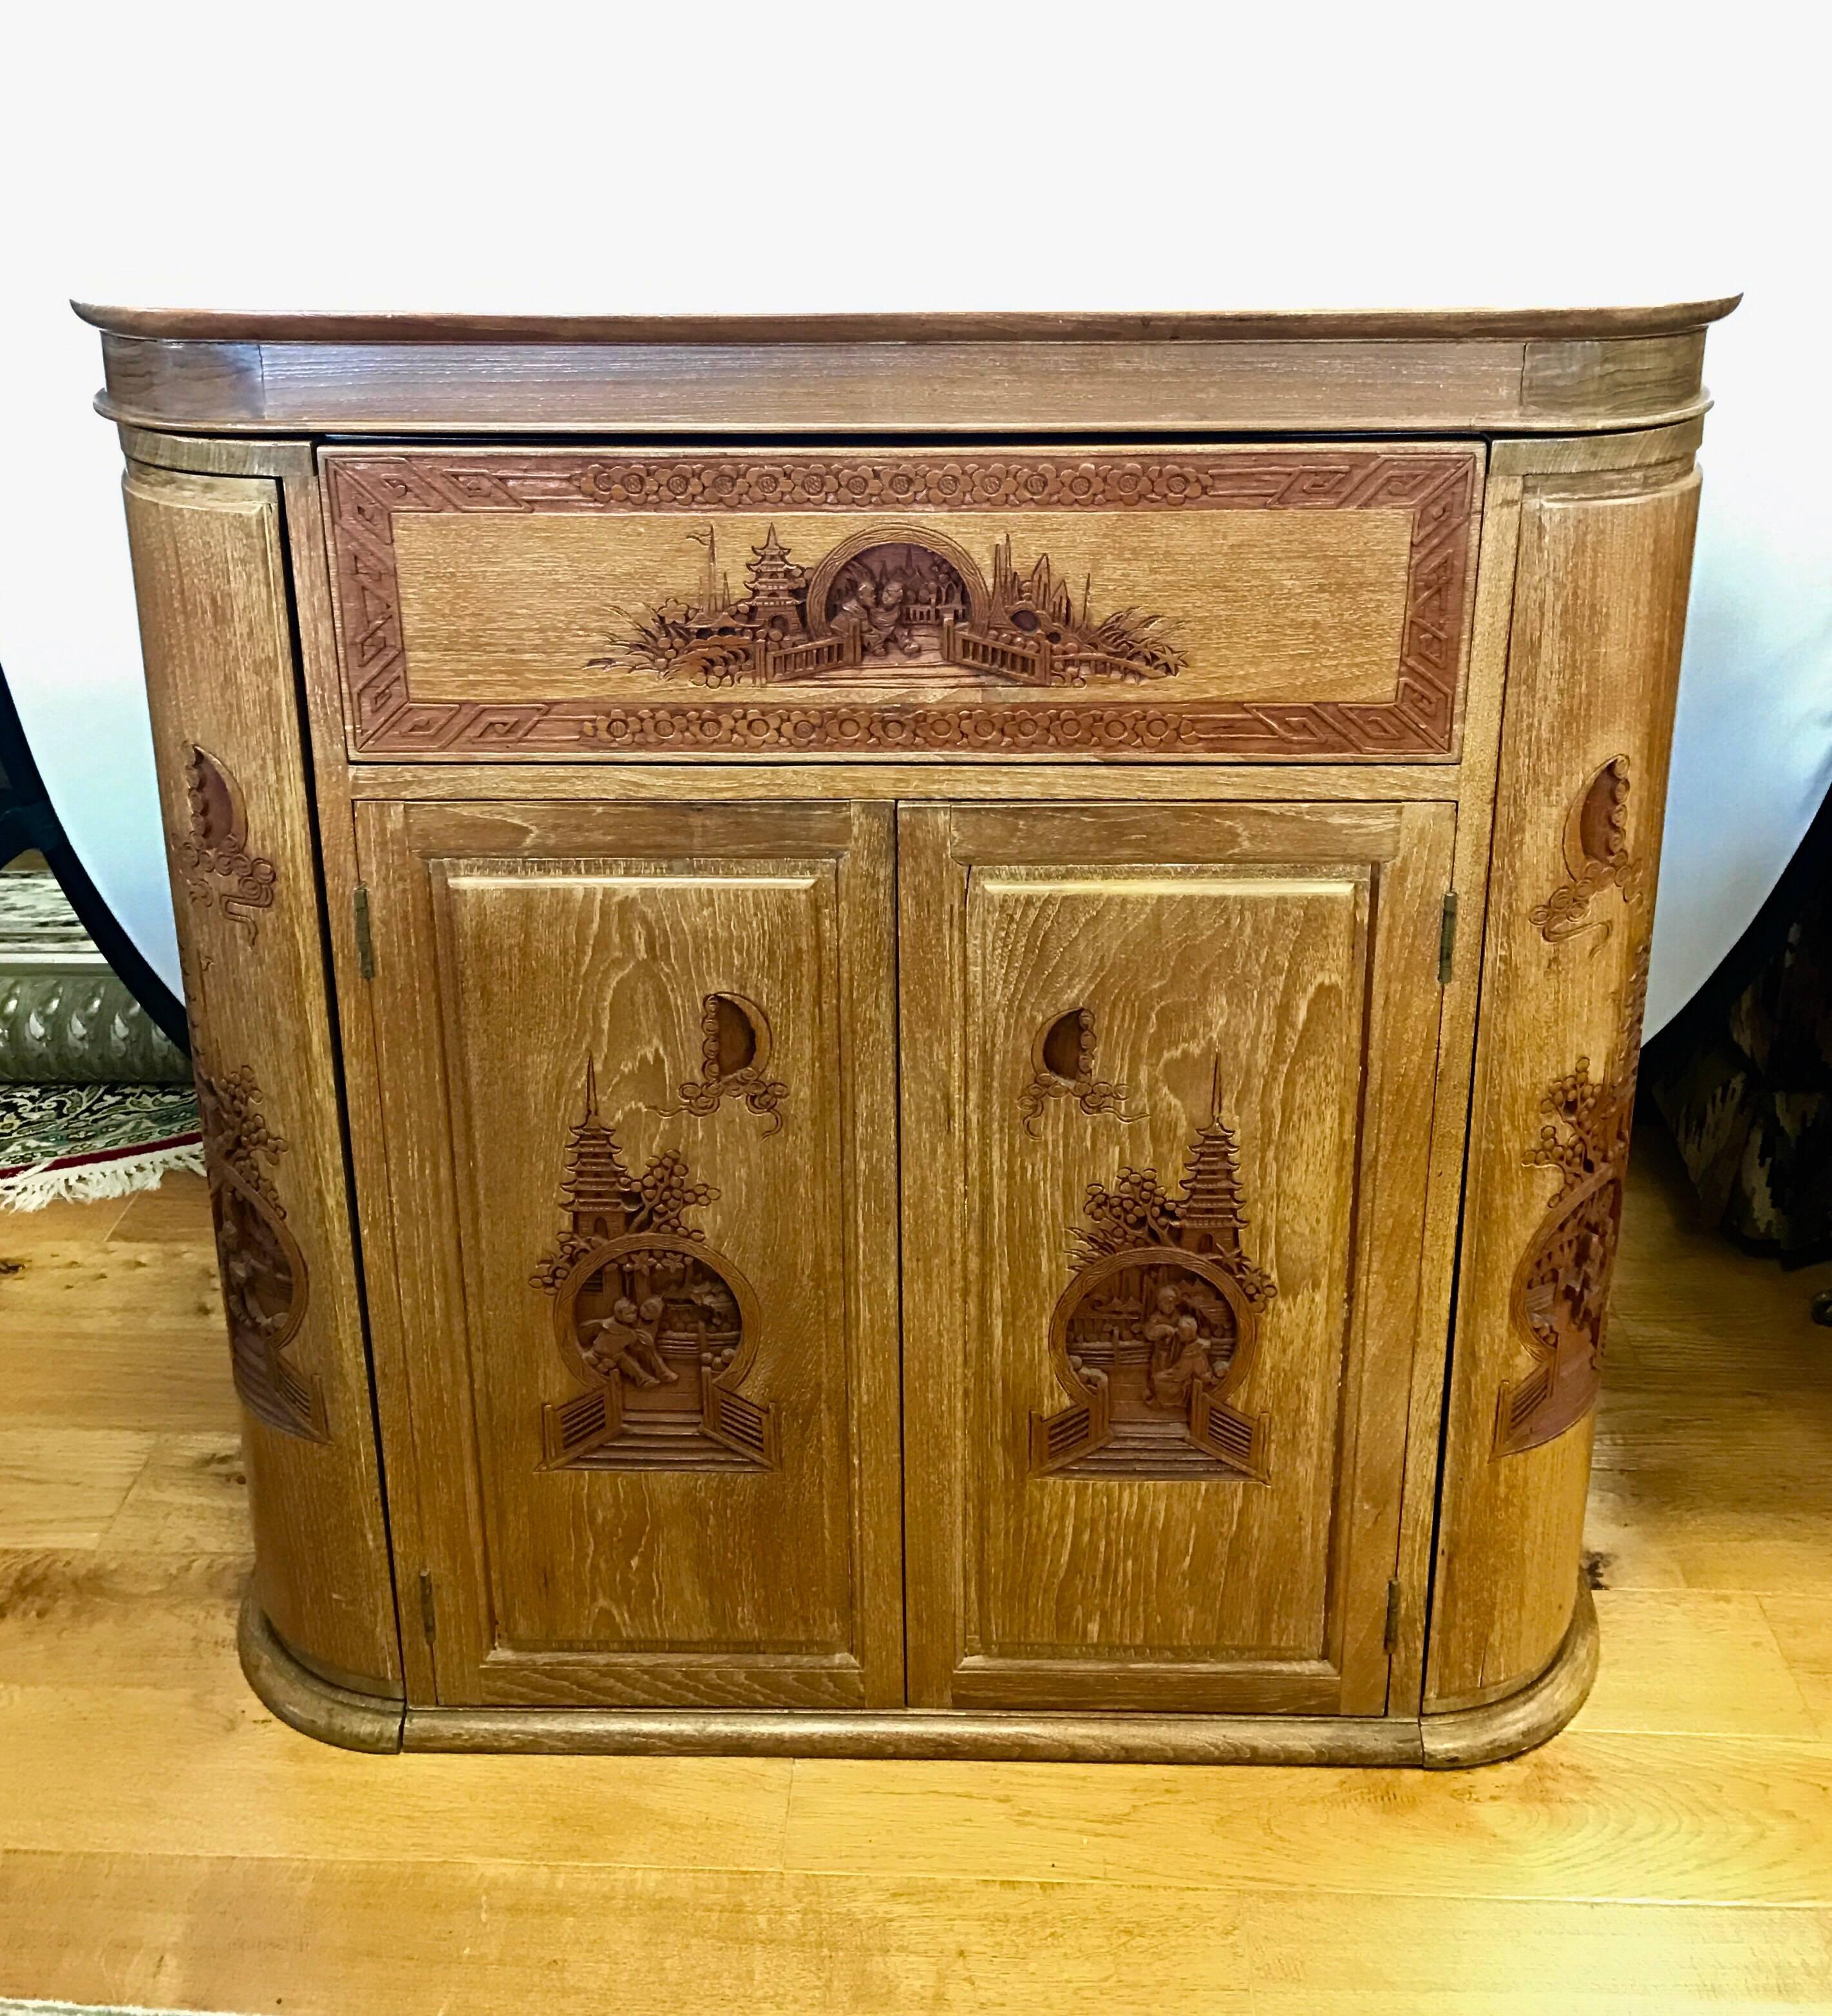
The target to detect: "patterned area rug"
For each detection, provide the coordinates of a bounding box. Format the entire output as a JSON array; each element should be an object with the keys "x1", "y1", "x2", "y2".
[
  {"x1": 0, "y1": 869, "x2": 189, "y2": 1086},
  {"x1": 0, "y1": 1081, "x2": 203, "y2": 1210}
]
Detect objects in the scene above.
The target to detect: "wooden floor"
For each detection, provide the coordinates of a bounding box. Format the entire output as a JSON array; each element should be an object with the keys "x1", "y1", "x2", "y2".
[{"x1": 1, "y1": 1125, "x2": 1830, "y2": 2013}]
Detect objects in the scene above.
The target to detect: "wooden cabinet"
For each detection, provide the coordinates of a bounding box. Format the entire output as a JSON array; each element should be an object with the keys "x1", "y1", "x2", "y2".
[{"x1": 88, "y1": 300, "x2": 1733, "y2": 1764}]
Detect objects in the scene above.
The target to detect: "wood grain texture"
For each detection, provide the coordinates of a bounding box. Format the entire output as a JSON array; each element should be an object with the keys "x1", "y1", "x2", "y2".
[
  {"x1": 1427, "y1": 424, "x2": 1703, "y2": 1709},
  {"x1": 75, "y1": 300, "x2": 1744, "y2": 342},
  {"x1": 350, "y1": 797, "x2": 903, "y2": 1709},
  {"x1": 239, "y1": 1587, "x2": 402, "y2": 1751},
  {"x1": 347, "y1": 761, "x2": 1472, "y2": 803},
  {"x1": 118, "y1": 463, "x2": 401, "y2": 1691},
  {"x1": 90, "y1": 328, "x2": 1721, "y2": 437},
  {"x1": 1382, "y1": 439, "x2": 1525, "y2": 1712},
  {"x1": 320, "y1": 444, "x2": 1480, "y2": 763},
  {"x1": 900, "y1": 801, "x2": 1455, "y2": 1715},
  {"x1": 271, "y1": 450, "x2": 442, "y2": 1706},
  {"x1": 1419, "y1": 1584, "x2": 1597, "y2": 1765},
  {"x1": 7, "y1": 1134, "x2": 1831, "y2": 2012},
  {"x1": 6, "y1": 1852, "x2": 1828, "y2": 2016}
]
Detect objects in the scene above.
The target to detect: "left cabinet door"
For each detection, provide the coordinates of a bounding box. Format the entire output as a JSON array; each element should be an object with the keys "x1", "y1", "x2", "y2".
[{"x1": 352, "y1": 799, "x2": 902, "y2": 1708}]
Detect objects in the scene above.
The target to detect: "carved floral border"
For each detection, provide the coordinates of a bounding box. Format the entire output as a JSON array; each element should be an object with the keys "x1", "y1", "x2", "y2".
[{"x1": 321, "y1": 450, "x2": 1480, "y2": 760}]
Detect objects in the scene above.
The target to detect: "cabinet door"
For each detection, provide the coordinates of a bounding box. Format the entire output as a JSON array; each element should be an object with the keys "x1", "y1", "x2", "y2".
[
  {"x1": 353, "y1": 800, "x2": 901, "y2": 1708},
  {"x1": 901, "y1": 801, "x2": 1456, "y2": 1715}
]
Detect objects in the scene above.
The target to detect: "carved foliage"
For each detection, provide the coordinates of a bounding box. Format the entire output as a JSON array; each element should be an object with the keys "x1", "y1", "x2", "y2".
[
  {"x1": 1531, "y1": 756, "x2": 1641, "y2": 941},
  {"x1": 323, "y1": 451, "x2": 1477, "y2": 759},
  {"x1": 1018, "y1": 1007, "x2": 1143, "y2": 1135},
  {"x1": 1496, "y1": 944, "x2": 1649, "y2": 1456},
  {"x1": 1034, "y1": 1068, "x2": 1276, "y2": 1480},
  {"x1": 655, "y1": 993, "x2": 788, "y2": 1135},
  {"x1": 196, "y1": 1061, "x2": 324, "y2": 1440},
  {"x1": 534, "y1": 1062, "x2": 777, "y2": 1472},
  {"x1": 173, "y1": 746, "x2": 277, "y2": 940}
]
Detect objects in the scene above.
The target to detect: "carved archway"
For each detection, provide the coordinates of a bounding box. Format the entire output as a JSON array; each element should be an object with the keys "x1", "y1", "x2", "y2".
[
  {"x1": 544, "y1": 1231, "x2": 776, "y2": 1472},
  {"x1": 1035, "y1": 1245, "x2": 1268, "y2": 1480},
  {"x1": 803, "y1": 522, "x2": 993, "y2": 635}
]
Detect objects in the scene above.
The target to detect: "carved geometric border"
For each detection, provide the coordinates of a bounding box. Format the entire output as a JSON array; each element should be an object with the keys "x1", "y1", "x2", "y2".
[{"x1": 321, "y1": 450, "x2": 1480, "y2": 761}]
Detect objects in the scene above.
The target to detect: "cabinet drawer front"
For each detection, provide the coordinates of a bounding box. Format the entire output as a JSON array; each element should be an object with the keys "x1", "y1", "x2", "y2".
[
  {"x1": 900, "y1": 800, "x2": 1456, "y2": 1715},
  {"x1": 354, "y1": 799, "x2": 902, "y2": 1709},
  {"x1": 322, "y1": 445, "x2": 1482, "y2": 763}
]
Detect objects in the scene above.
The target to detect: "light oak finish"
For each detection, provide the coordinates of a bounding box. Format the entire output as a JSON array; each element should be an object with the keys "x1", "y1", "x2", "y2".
[
  {"x1": 78, "y1": 300, "x2": 1738, "y2": 438},
  {"x1": 3, "y1": 1143, "x2": 1831, "y2": 2015},
  {"x1": 118, "y1": 463, "x2": 400, "y2": 1694},
  {"x1": 1427, "y1": 425, "x2": 1701, "y2": 1709},
  {"x1": 350, "y1": 799, "x2": 903, "y2": 1710},
  {"x1": 898, "y1": 802, "x2": 1454, "y2": 1716},
  {"x1": 77, "y1": 301, "x2": 1747, "y2": 343},
  {"x1": 91, "y1": 309, "x2": 1726, "y2": 1763}
]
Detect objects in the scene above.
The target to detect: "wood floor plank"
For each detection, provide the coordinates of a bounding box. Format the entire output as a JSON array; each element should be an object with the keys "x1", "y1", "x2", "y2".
[
  {"x1": 1583, "y1": 1476, "x2": 1692, "y2": 1591},
  {"x1": 780, "y1": 1734, "x2": 1832, "y2": 1905},
  {"x1": 1235, "y1": 1890, "x2": 1832, "y2": 2013},
  {"x1": 1762, "y1": 1597, "x2": 1832, "y2": 1744},
  {"x1": 106, "y1": 1170, "x2": 213, "y2": 1247},
  {"x1": 0, "y1": 1679, "x2": 795, "y2": 1874},
  {"x1": 6, "y1": 1852, "x2": 1829, "y2": 2016},
  {"x1": 0, "y1": 1850, "x2": 1258, "y2": 2016},
  {"x1": 0, "y1": 1192, "x2": 135, "y2": 1255},
  {"x1": 0, "y1": 1429, "x2": 154, "y2": 1548},
  {"x1": 0, "y1": 1551, "x2": 244, "y2": 1687},
  {"x1": 0, "y1": 1234, "x2": 238, "y2": 1433},
  {"x1": 1578, "y1": 1590, "x2": 1819, "y2": 1738},
  {"x1": 100, "y1": 1431, "x2": 249, "y2": 1555}
]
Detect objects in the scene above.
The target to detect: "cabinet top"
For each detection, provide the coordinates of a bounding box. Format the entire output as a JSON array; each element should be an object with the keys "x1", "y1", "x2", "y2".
[
  {"x1": 77, "y1": 298, "x2": 1739, "y2": 438},
  {"x1": 75, "y1": 301, "x2": 1739, "y2": 344}
]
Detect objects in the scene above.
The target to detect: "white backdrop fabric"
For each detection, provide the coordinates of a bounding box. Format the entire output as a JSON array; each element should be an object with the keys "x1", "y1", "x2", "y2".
[{"x1": 3, "y1": 1, "x2": 1827, "y2": 1034}]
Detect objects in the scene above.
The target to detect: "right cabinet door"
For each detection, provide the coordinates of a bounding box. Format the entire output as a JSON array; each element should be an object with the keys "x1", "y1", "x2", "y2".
[{"x1": 900, "y1": 800, "x2": 1456, "y2": 1715}]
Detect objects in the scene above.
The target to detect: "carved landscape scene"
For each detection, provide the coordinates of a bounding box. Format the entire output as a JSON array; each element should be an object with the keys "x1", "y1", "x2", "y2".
[{"x1": 591, "y1": 522, "x2": 1187, "y2": 694}]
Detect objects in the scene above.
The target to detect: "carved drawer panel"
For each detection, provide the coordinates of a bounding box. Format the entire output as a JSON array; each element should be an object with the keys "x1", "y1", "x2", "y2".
[{"x1": 320, "y1": 444, "x2": 1483, "y2": 763}]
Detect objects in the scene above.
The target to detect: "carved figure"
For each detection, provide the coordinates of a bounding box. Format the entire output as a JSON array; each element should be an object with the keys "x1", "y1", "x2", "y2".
[{"x1": 1034, "y1": 1065, "x2": 1276, "y2": 1479}]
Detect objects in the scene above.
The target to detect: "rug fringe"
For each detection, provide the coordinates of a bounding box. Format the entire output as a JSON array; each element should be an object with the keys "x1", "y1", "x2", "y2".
[
  {"x1": 1, "y1": 2000, "x2": 256, "y2": 2015},
  {"x1": 0, "y1": 1141, "x2": 207, "y2": 1212}
]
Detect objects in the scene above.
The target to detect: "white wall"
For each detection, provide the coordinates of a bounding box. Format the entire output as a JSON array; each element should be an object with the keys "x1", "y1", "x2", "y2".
[{"x1": 3, "y1": 1, "x2": 1826, "y2": 1029}]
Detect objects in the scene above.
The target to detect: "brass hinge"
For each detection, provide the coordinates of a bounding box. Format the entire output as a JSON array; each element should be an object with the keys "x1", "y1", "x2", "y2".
[
  {"x1": 419, "y1": 1570, "x2": 437, "y2": 1642},
  {"x1": 354, "y1": 884, "x2": 375, "y2": 980},
  {"x1": 1383, "y1": 1579, "x2": 1402, "y2": 1654},
  {"x1": 1438, "y1": 891, "x2": 1459, "y2": 986}
]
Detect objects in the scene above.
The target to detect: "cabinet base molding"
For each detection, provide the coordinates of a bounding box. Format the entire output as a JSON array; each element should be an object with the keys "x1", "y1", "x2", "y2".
[
  {"x1": 239, "y1": 1584, "x2": 1596, "y2": 1768},
  {"x1": 238, "y1": 1591, "x2": 405, "y2": 1754}
]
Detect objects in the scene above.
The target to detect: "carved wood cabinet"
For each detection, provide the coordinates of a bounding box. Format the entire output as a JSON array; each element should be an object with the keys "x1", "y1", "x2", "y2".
[{"x1": 85, "y1": 300, "x2": 1733, "y2": 1763}]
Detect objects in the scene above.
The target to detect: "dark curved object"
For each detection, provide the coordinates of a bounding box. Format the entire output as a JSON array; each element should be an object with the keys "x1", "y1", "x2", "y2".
[
  {"x1": 1644, "y1": 770, "x2": 1832, "y2": 1074},
  {"x1": 0, "y1": 661, "x2": 190, "y2": 1054}
]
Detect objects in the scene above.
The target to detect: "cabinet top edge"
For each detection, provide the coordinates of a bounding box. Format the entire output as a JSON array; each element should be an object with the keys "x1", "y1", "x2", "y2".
[{"x1": 73, "y1": 299, "x2": 1742, "y2": 344}]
